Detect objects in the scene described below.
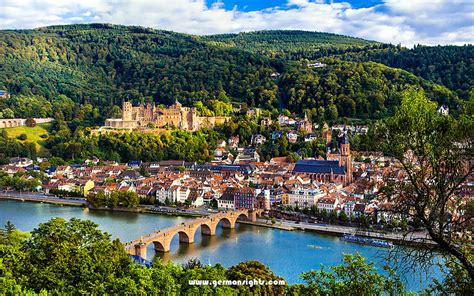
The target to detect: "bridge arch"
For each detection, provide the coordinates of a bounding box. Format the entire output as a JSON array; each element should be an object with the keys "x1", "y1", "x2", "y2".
[
  {"x1": 200, "y1": 223, "x2": 215, "y2": 236},
  {"x1": 153, "y1": 241, "x2": 167, "y2": 253},
  {"x1": 237, "y1": 213, "x2": 249, "y2": 221},
  {"x1": 218, "y1": 217, "x2": 234, "y2": 229},
  {"x1": 177, "y1": 230, "x2": 193, "y2": 243}
]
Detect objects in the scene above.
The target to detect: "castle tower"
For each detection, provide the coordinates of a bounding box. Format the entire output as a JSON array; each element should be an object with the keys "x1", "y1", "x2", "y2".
[
  {"x1": 122, "y1": 101, "x2": 132, "y2": 121},
  {"x1": 339, "y1": 133, "x2": 352, "y2": 184},
  {"x1": 174, "y1": 99, "x2": 182, "y2": 109}
]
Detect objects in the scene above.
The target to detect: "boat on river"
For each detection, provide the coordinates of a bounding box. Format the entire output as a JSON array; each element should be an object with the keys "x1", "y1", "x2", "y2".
[{"x1": 342, "y1": 234, "x2": 394, "y2": 248}]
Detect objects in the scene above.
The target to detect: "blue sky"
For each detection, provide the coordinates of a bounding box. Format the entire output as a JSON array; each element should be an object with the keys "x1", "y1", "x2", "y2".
[{"x1": 0, "y1": 0, "x2": 472, "y2": 46}]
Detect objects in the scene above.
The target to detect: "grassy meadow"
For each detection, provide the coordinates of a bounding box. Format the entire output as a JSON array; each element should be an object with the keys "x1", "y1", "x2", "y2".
[{"x1": 2, "y1": 123, "x2": 50, "y2": 151}]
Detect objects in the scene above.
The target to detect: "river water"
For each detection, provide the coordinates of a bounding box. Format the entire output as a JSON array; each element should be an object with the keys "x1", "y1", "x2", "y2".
[{"x1": 0, "y1": 200, "x2": 441, "y2": 292}]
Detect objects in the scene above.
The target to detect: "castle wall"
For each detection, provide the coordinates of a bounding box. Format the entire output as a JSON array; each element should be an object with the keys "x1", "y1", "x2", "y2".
[
  {"x1": 108, "y1": 102, "x2": 229, "y2": 132},
  {"x1": 105, "y1": 119, "x2": 138, "y2": 129},
  {"x1": 0, "y1": 118, "x2": 53, "y2": 129}
]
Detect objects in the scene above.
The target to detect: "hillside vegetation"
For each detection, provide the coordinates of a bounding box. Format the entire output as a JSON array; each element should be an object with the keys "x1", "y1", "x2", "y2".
[
  {"x1": 202, "y1": 30, "x2": 376, "y2": 55},
  {"x1": 0, "y1": 24, "x2": 467, "y2": 123},
  {"x1": 202, "y1": 31, "x2": 473, "y2": 99}
]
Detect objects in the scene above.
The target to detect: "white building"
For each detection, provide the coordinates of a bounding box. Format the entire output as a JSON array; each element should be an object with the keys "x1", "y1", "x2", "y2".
[
  {"x1": 9, "y1": 157, "x2": 33, "y2": 168},
  {"x1": 217, "y1": 188, "x2": 235, "y2": 210},
  {"x1": 288, "y1": 187, "x2": 325, "y2": 208},
  {"x1": 175, "y1": 186, "x2": 190, "y2": 204},
  {"x1": 217, "y1": 195, "x2": 234, "y2": 210},
  {"x1": 317, "y1": 196, "x2": 339, "y2": 212},
  {"x1": 286, "y1": 131, "x2": 299, "y2": 144},
  {"x1": 278, "y1": 115, "x2": 296, "y2": 126},
  {"x1": 304, "y1": 134, "x2": 317, "y2": 142},
  {"x1": 156, "y1": 185, "x2": 174, "y2": 204},
  {"x1": 437, "y1": 105, "x2": 449, "y2": 116},
  {"x1": 344, "y1": 201, "x2": 355, "y2": 217},
  {"x1": 188, "y1": 189, "x2": 204, "y2": 207}
]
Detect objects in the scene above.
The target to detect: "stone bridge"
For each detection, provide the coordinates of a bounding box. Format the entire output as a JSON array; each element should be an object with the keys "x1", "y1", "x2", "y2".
[
  {"x1": 124, "y1": 209, "x2": 263, "y2": 258},
  {"x1": 0, "y1": 119, "x2": 23, "y2": 128},
  {"x1": 0, "y1": 118, "x2": 54, "y2": 129}
]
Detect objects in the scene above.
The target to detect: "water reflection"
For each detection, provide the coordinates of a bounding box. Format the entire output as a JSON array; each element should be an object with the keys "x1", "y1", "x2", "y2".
[{"x1": 155, "y1": 226, "x2": 244, "y2": 262}]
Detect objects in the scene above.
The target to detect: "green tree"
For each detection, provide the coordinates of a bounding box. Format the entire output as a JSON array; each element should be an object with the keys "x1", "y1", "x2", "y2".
[
  {"x1": 20, "y1": 218, "x2": 132, "y2": 294},
  {"x1": 300, "y1": 253, "x2": 404, "y2": 295},
  {"x1": 0, "y1": 222, "x2": 29, "y2": 246},
  {"x1": 338, "y1": 211, "x2": 348, "y2": 223},
  {"x1": 430, "y1": 251, "x2": 474, "y2": 295},
  {"x1": 227, "y1": 261, "x2": 287, "y2": 295},
  {"x1": 321, "y1": 209, "x2": 328, "y2": 221},
  {"x1": 379, "y1": 88, "x2": 474, "y2": 279},
  {"x1": 108, "y1": 191, "x2": 120, "y2": 208},
  {"x1": 25, "y1": 118, "x2": 36, "y2": 127}
]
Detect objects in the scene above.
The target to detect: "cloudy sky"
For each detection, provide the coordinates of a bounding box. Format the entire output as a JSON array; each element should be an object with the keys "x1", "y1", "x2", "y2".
[{"x1": 0, "y1": 0, "x2": 472, "y2": 46}]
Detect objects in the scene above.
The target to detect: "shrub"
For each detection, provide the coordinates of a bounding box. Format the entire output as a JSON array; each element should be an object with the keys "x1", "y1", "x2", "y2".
[{"x1": 25, "y1": 118, "x2": 36, "y2": 127}]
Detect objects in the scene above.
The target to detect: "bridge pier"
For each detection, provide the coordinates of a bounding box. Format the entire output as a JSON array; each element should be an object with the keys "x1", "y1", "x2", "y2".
[
  {"x1": 134, "y1": 243, "x2": 147, "y2": 259},
  {"x1": 249, "y1": 211, "x2": 258, "y2": 222}
]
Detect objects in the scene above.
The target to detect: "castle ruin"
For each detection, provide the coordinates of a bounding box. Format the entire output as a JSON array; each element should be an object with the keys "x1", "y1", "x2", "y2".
[{"x1": 105, "y1": 100, "x2": 229, "y2": 131}]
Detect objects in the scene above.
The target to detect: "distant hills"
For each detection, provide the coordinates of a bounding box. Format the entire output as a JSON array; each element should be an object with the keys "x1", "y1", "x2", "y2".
[{"x1": 0, "y1": 24, "x2": 471, "y2": 121}]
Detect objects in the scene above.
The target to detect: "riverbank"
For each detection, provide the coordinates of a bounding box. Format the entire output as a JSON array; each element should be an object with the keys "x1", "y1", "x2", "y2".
[
  {"x1": 88, "y1": 205, "x2": 202, "y2": 218},
  {"x1": 0, "y1": 192, "x2": 85, "y2": 206},
  {"x1": 0, "y1": 192, "x2": 202, "y2": 218},
  {"x1": 275, "y1": 219, "x2": 436, "y2": 247},
  {"x1": 238, "y1": 220, "x2": 295, "y2": 231}
]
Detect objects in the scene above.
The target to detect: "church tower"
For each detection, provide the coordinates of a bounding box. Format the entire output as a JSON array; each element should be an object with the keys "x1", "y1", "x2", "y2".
[
  {"x1": 339, "y1": 133, "x2": 352, "y2": 184},
  {"x1": 122, "y1": 101, "x2": 133, "y2": 121}
]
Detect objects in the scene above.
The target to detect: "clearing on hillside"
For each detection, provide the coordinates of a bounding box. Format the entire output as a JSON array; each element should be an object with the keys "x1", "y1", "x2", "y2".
[{"x1": 2, "y1": 123, "x2": 51, "y2": 151}]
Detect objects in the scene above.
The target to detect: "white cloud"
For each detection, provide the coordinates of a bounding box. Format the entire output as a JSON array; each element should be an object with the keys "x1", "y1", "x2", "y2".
[{"x1": 0, "y1": 0, "x2": 472, "y2": 46}]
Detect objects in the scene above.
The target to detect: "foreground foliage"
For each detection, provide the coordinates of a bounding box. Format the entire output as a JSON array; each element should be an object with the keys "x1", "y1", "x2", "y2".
[
  {"x1": 379, "y1": 88, "x2": 474, "y2": 281},
  {"x1": 0, "y1": 218, "x2": 410, "y2": 295}
]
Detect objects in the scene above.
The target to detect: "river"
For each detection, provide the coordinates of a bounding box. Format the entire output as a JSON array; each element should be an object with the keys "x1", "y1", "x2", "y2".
[{"x1": 0, "y1": 200, "x2": 441, "y2": 292}]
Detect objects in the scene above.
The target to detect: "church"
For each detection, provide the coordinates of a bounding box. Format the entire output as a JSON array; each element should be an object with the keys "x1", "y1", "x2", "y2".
[{"x1": 293, "y1": 133, "x2": 353, "y2": 185}]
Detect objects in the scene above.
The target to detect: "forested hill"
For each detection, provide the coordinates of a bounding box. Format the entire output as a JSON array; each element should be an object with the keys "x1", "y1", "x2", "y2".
[
  {"x1": 201, "y1": 30, "x2": 377, "y2": 55},
  {"x1": 0, "y1": 23, "x2": 276, "y2": 107},
  {"x1": 339, "y1": 45, "x2": 473, "y2": 99},
  {"x1": 202, "y1": 31, "x2": 473, "y2": 99},
  {"x1": 0, "y1": 24, "x2": 465, "y2": 122}
]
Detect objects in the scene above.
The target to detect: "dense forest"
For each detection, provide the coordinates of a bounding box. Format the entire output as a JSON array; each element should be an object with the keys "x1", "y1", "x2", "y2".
[
  {"x1": 0, "y1": 24, "x2": 468, "y2": 122},
  {"x1": 203, "y1": 30, "x2": 473, "y2": 99},
  {"x1": 0, "y1": 24, "x2": 276, "y2": 109},
  {"x1": 340, "y1": 45, "x2": 474, "y2": 99},
  {"x1": 202, "y1": 30, "x2": 377, "y2": 55}
]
